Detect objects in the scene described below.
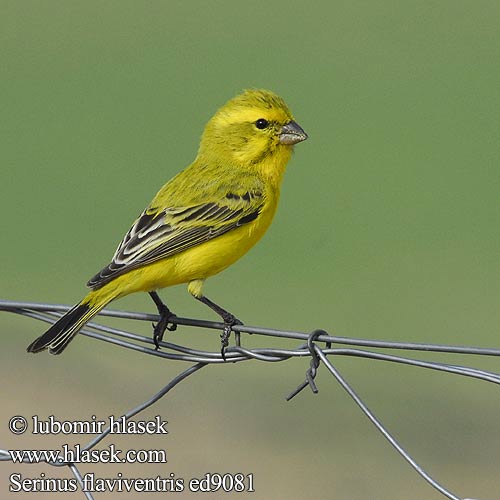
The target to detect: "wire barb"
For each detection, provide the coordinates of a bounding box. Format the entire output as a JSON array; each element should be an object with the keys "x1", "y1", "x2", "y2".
[
  {"x1": 286, "y1": 329, "x2": 327, "y2": 400},
  {"x1": 1, "y1": 299, "x2": 499, "y2": 500}
]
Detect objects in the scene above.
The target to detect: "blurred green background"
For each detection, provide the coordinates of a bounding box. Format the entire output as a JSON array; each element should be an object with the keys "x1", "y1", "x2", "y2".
[{"x1": 1, "y1": 1, "x2": 499, "y2": 499}]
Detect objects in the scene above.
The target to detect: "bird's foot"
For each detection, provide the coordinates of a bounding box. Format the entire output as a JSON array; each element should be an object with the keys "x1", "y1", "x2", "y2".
[
  {"x1": 220, "y1": 314, "x2": 243, "y2": 361},
  {"x1": 152, "y1": 305, "x2": 177, "y2": 350}
]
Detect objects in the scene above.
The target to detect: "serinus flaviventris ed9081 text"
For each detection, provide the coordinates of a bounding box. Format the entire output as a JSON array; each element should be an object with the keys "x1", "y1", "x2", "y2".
[{"x1": 27, "y1": 89, "x2": 308, "y2": 356}]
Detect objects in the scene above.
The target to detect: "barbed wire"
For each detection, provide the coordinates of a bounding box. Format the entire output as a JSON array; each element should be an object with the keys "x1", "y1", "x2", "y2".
[{"x1": 1, "y1": 299, "x2": 498, "y2": 499}]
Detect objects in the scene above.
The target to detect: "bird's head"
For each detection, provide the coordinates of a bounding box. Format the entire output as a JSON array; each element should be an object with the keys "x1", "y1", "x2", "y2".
[{"x1": 199, "y1": 89, "x2": 308, "y2": 168}]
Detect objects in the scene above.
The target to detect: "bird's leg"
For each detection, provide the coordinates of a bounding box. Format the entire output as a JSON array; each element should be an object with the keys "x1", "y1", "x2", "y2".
[
  {"x1": 149, "y1": 291, "x2": 177, "y2": 350},
  {"x1": 195, "y1": 295, "x2": 242, "y2": 360}
]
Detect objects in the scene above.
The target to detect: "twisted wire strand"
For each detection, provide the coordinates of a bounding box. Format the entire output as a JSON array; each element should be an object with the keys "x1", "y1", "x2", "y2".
[{"x1": 1, "y1": 299, "x2": 498, "y2": 500}]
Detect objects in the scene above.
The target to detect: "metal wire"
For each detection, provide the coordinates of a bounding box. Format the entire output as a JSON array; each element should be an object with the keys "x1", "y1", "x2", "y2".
[{"x1": 1, "y1": 299, "x2": 499, "y2": 499}]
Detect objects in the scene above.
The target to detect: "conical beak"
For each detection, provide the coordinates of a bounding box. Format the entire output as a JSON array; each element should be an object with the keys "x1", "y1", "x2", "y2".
[{"x1": 279, "y1": 120, "x2": 308, "y2": 145}]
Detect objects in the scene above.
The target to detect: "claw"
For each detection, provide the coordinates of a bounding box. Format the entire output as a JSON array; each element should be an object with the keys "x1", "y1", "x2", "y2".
[
  {"x1": 220, "y1": 325, "x2": 231, "y2": 361},
  {"x1": 219, "y1": 318, "x2": 242, "y2": 361},
  {"x1": 149, "y1": 292, "x2": 177, "y2": 350},
  {"x1": 152, "y1": 312, "x2": 177, "y2": 350},
  {"x1": 192, "y1": 294, "x2": 243, "y2": 360}
]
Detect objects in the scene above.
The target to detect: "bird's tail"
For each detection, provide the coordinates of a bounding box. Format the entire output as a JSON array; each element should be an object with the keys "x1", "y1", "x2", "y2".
[{"x1": 26, "y1": 295, "x2": 111, "y2": 355}]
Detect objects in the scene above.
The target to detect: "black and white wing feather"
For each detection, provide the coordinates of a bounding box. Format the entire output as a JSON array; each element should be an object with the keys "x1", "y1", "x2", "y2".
[{"x1": 87, "y1": 192, "x2": 263, "y2": 290}]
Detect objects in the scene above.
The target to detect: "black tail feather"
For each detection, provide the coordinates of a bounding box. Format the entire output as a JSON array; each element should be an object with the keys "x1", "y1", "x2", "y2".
[{"x1": 26, "y1": 303, "x2": 92, "y2": 355}]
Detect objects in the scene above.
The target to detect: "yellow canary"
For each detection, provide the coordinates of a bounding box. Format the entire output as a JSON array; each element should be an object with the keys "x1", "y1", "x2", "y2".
[{"x1": 27, "y1": 89, "x2": 308, "y2": 355}]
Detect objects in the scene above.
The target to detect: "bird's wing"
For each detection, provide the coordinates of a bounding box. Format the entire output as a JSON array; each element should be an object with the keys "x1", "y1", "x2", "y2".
[{"x1": 87, "y1": 189, "x2": 264, "y2": 289}]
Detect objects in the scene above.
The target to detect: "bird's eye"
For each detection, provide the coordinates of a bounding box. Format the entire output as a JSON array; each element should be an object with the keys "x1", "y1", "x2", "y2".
[{"x1": 255, "y1": 118, "x2": 269, "y2": 129}]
